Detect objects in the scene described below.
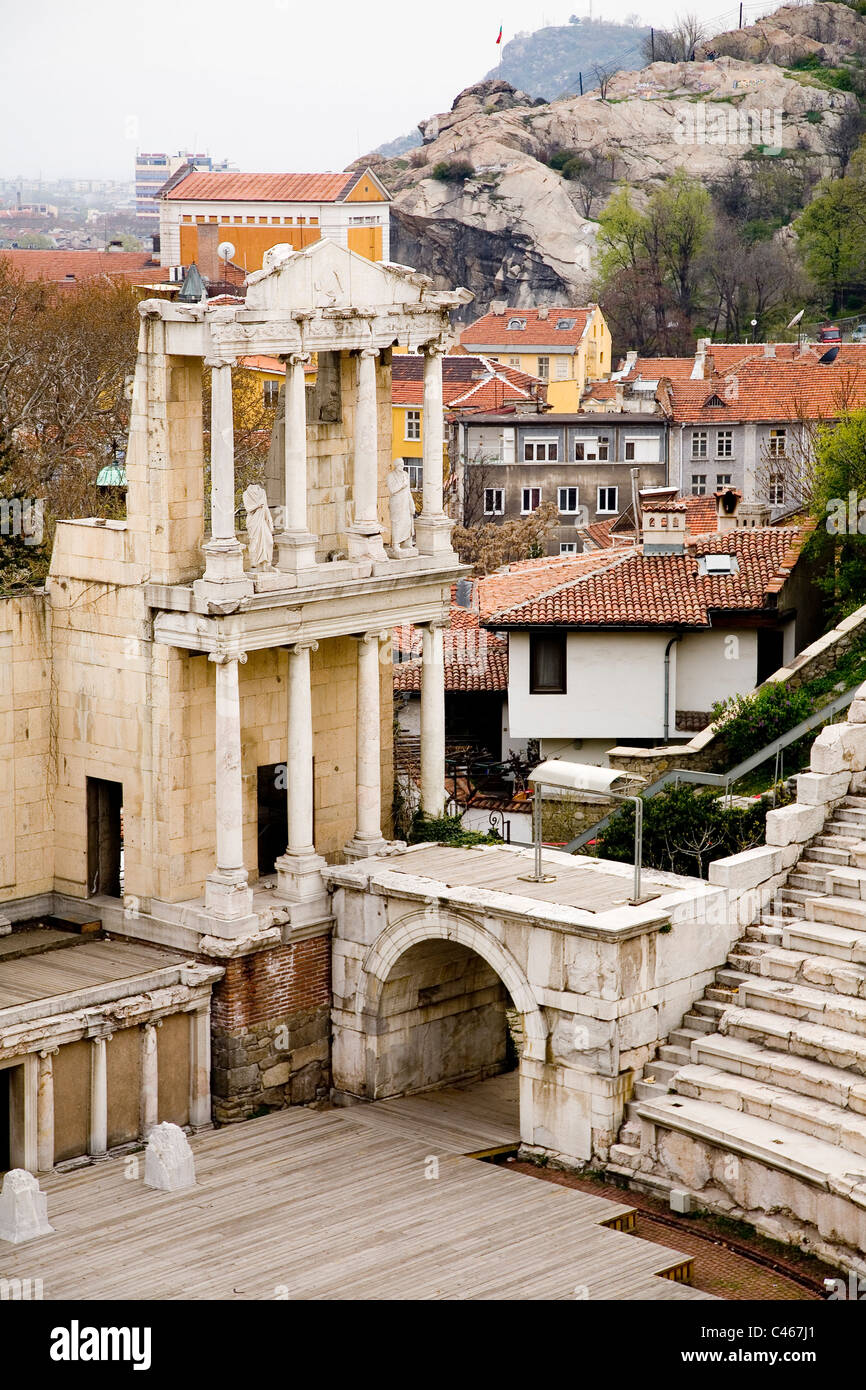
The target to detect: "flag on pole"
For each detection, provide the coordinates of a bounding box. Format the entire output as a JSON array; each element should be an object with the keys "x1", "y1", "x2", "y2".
[{"x1": 496, "y1": 24, "x2": 503, "y2": 43}]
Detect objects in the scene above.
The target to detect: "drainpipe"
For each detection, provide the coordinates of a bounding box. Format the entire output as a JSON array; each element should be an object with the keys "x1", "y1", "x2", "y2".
[{"x1": 663, "y1": 633, "x2": 682, "y2": 743}]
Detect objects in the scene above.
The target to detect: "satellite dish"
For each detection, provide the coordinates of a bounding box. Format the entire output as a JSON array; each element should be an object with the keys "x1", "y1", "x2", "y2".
[
  {"x1": 786, "y1": 308, "x2": 805, "y2": 329},
  {"x1": 818, "y1": 346, "x2": 839, "y2": 364},
  {"x1": 217, "y1": 241, "x2": 236, "y2": 262}
]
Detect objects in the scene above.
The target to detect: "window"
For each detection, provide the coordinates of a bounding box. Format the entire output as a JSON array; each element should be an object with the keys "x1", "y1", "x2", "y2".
[
  {"x1": 624, "y1": 436, "x2": 660, "y2": 463},
  {"x1": 702, "y1": 553, "x2": 738, "y2": 575},
  {"x1": 537, "y1": 355, "x2": 550, "y2": 380},
  {"x1": 574, "y1": 437, "x2": 608, "y2": 461},
  {"x1": 559, "y1": 542, "x2": 577, "y2": 555},
  {"x1": 597, "y1": 486, "x2": 618, "y2": 514},
  {"x1": 555, "y1": 356, "x2": 569, "y2": 381},
  {"x1": 521, "y1": 487, "x2": 542, "y2": 513},
  {"x1": 556, "y1": 317, "x2": 576, "y2": 331},
  {"x1": 484, "y1": 487, "x2": 504, "y2": 515},
  {"x1": 524, "y1": 438, "x2": 558, "y2": 462},
  {"x1": 558, "y1": 486, "x2": 579, "y2": 513},
  {"x1": 716, "y1": 430, "x2": 733, "y2": 458},
  {"x1": 507, "y1": 317, "x2": 526, "y2": 330},
  {"x1": 407, "y1": 462, "x2": 423, "y2": 490},
  {"x1": 529, "y1": 631, "x2": 567, "y2": 694},
  {"x1": 691, "y1": 430, "x2": 708, "y2": 459},
  {"x1": 625, "y1": 440, "x2": 635, "y2": 461},
  {"x1": 509, "y1": 356, "x2": 521, "y2": 368},
  {"x1": 716, "y1": 473, "x2": 732, "y2": 488},
  {"x1": 768, "y1": 475, "x2": 785, "y2": 505},
  {"x1": 692, "y1": 475, "x2": 707, "y2": 495},
  {"x1": 405, "y1": 409, "x2": 421, "y2": 441},
  {"x1": 263, "y1": 380, "x2": 280, "y2": 407},
  {"x1": 768, "y1": 428, "x2": 787, "y2": 458}
]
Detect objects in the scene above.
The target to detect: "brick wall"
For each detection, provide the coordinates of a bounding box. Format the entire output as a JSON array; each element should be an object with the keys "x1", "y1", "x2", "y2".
[{"x1": 211, "y1": 935, "x2": 330, "y2": 1033}]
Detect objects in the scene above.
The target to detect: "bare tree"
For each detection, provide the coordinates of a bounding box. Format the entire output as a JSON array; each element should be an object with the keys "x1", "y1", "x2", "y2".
[
  {"x1": 592, "y1": 62, "x2": 619, "y2": 99},
  {"x1": 642, "y1": 12, "x2": 707, "y2": 63}
]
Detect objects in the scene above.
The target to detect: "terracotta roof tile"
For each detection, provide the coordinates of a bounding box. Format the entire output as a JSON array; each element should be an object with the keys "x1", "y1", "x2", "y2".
[
  {"x1": 460, "y1": 306, "x2": 593, "y2": 349},
  {"x1": 391, "y1": 354, "x2": 546, "y2": 411},
  {"x1": 669, "y1": 358, "x2": 866, "y2": 422},
  {"x1": 485, "y1": 527, "x2": 809, "y2": 629},
  {"x1": 624, "y1": 356, "x2": 697, "y2": 382},
  {"x1": 393, "y1": 605, "x2": 508, "y2": 693},
  {"x1": 0, "y1": 249, "x2": 170, "y2": 284},
  {"x1": 477, "y1": 550, "x2": 629, "y2": 619},
  {"x1": 163, "y1": 171, "x2": 362, "y2": 203}
]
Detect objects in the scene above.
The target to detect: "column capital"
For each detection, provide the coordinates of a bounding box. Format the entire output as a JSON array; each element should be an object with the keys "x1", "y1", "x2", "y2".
[
  {"x1": 421, "y1": 339, "x2": 448, "y2": 358},
  {"x1": 140, "y1": 1018, "x2": 163, "y2": 1032},
  {"x1": 38, "y1": 1047, "x2": 59, "y2": 1060},
  {"x1": 287, "y1": 639, "x2": 319, "y2": 656},
  {"x1": 283, "y1": 351, "x2": 311, "y2": 367},
  {"x1": 420, "y1": 617, "x2": 450, "y2": 633},
  {"x1": 208, "y1": 647, "x2": 248, "y2": 666},
  {"x1": 353, "y1": 629, "x2": 391, "y2": 646},
  {"x1": 203, "y1": 357, "x2": 237, "y2": 370},
  {"x1": 358, "y1": 345, "x2": 380, "y2": 359}
]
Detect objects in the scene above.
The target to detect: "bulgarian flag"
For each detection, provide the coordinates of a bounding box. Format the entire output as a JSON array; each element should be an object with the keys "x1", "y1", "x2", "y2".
[{"x1": 496, "y1": 24, "x2": 503, "y2": 43}]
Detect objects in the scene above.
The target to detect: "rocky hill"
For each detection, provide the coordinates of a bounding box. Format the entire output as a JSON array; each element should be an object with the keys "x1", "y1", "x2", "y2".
[
  {"x1": 356, "y1": 3, "x2": 866, "y2": 318},
  {"x1": 482, "y1": 17, "x2": 650, "y2": 99}
]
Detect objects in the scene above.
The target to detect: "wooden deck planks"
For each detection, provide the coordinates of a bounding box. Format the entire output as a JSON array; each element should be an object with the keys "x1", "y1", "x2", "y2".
[{"x1": 0, "y1": 1076, "x2": 712, "y2": 1301}]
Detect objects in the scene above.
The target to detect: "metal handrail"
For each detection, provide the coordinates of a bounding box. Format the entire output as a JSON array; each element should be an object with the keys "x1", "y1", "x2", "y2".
[{"x1": 564, "y1": 683, "x2": 861, "y2": 853}]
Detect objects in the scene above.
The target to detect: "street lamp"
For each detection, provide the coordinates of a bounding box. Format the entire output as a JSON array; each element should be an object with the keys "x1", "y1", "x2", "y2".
[
  {"x1": 520, "y1": 759, "x2": 652, "y2": 904},
  {"x1": 751, "y1": 317, "x2": 758, "y2": 343}
]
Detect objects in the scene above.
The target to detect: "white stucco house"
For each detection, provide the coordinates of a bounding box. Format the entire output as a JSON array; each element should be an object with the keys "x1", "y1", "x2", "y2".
[{"x1": 482, "y1": 490, "x2": 822, "y2": 767}]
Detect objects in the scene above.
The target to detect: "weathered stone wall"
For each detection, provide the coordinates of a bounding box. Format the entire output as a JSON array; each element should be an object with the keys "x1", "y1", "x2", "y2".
[
  {"x1": 209, "y1": 934, "x2": 331, "y2": 1122},
  {"x1": 0, "y1": 593, "x2": 53, "y2": 904}
]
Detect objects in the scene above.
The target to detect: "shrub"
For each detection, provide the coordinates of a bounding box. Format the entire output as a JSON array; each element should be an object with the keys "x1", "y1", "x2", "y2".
[
  {"x1": 596, "y1": 783, "x2": 771, "y2": 879},
  {"x1": 409, "y1": 811, "x2": 500, "y2": 846},
  {"x1": 710, "y1": 682, "x2": 814, "y2": 765},
  {"x1": 430, "y1": 160, "x2": 474, "y2": 183}
]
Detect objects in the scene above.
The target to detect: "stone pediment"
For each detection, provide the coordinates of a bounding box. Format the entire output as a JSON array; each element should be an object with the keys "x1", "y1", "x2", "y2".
[{"x1": 244, "y1": 238, "x2": 472, "y2": 318}]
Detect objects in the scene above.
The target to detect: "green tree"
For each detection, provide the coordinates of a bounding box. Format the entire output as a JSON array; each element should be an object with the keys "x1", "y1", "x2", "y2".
[
  {"x1": 795, "y1": 169, "x2": 866, "y2": 313},
  {"x1": 809, "y1": 409, "x2": 866, "y2": 617}
]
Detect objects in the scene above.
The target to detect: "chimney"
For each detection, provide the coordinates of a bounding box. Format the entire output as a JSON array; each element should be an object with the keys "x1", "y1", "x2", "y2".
[
  {"x1": 537, "y1": 306, "x2": 549, "y2": 320},
  {"x1": 641, "y1": 501, "x2": 686, "y2": 554},
  {"x1": 763, "y1": 342, "x2": 776, "y2": 358},
  {"x1": 691, "y1": 337, "x2": 710, "y2": 380},
  {"x1": 196, "y1": 223, "x2": 220, "y2": 284},
  {"x1": 715, "y1": 486, "x2": 742, "y2": 533}
]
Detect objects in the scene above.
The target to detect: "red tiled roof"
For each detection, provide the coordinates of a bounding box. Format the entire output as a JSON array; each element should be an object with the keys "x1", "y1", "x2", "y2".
[
  {"x1": 0, "y1": 249, "x2": 170, "y2": 284},
  {"x1": 163, "y1": 171, "x2": 369, "y2": 203},
  {"x1": 668, "y1": 358, "x2": 866, "y2": 422},
  {"x1": 238, "y1": 354, "x2": 315, "y2": 375},
  {"x1": 624, "y1": 356, "x2": 697, "y2": 382},
  {"x1": 477, "y1": 550, "x2": 628, "y2": 619},
  {"x1": 393, "y1": 604, "x2": 509, "y2": 693},
  {"x1": 485, "y1": 527, "x2": 808, "y2": 629},
  {"x1": 391, "y1": 354, "x2": 546, "y2": 411},
  {"x1": 460, "y1": 306, "x2": 593, "y2": 349}
]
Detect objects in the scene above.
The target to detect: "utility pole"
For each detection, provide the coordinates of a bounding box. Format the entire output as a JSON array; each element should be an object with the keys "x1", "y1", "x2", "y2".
[
  {"x1": 579, "y1": 71, "x2": 583, "y2": 95},
  {"x1": 738, "y1": 2, "x2": 743, "y2": 27},
  {"x1": 650, "y1": 27, "x2": 655, "y2": 60}
]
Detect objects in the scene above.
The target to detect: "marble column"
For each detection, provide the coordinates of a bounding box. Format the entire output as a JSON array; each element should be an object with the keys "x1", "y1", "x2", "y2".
[
  {"x1": 415, "y1": 342, "x2": 456, "y2": 557},
  {"x1": 347, "y1": 348, "x2": 387, "y2": 562},
  {"x1": 345, "y1": 631, "x2": 389, "y2": 858},
  {"x1": 189, "y1": 1008, "x2": 212, "y2": 1129},
  {"x1": 36, "y1": 1049, "x2": 56, "y2": 1173},
  {"x1": 200, "y1": 360, "x2": 252, "y2": 598},
  {"x1": 421, "y1": 622, "x2": 447, "y2": 816},
  {"x1": 140, "y1": 1021, "x2": 159, "y2": 1137},
  {"x1": 276, "y1": 352, "x2": 317, "y2": 572},
  {"x1": 275, "y1": 640, "x2": 327, "y2": 901},
  {"x1": 205, "y1": 649, "x2": 255, "y2": 923},
  {"x1": 89, "y1": 1035, "x2": 109, "y2": 1158}
]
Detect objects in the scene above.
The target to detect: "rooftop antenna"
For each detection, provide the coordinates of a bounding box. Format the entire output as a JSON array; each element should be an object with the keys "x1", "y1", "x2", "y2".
[
  {"x1": 787, "y1": 307, "x2": 805, "y2": 350},
  {"x1": 217, "y1": 240, "x2": 235, "y2": 292}
]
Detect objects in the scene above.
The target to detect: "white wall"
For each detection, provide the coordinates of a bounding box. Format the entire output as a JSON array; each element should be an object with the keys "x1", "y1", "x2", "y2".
[
  {"x1": 396, "y1": 692, "x2": 420, "y2": 735},
  {"x1": 540, "y1": 737, "x2": 627, "y2": 767},
  {"x1": 675, "y1": 629, "x2": 758, "y2": 713},
  {"x1": 508, "y1": 630, "x2": 672, "y2": 741}
]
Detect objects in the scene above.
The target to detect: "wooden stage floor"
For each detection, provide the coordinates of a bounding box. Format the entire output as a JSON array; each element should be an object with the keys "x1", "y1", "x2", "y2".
[{"x1": 2, "y1": 1074, "x2": 712, "y2": 1301}]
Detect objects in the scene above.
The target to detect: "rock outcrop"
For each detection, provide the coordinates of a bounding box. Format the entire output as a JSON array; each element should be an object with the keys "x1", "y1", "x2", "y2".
[
  {"x1": 698, "y1": 1, "x2": 866, "y2": 69},
  {"x1": 360, "y1": 19, "x2": 861, "y2": 317}
]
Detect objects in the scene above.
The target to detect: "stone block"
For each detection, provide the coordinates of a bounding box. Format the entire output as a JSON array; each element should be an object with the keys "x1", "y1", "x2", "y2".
[
  {"x1": 670, "y1": 1188, "x2": 694, "y2": 1215},
  {"x1": 796, "y1": 770, "x2": 851, "y2": 805},
  {"x1": 849, "y1": 701, "x2": 866, "y2": 725},
  {"x1": 709, "y1": 846, "x2": 782, "y2": 890},
  {"x1": 144, "y1": 1122, "x2": 196, "y2": 1192},
  {"x1": 765, "y1": 803, "x2": 825, "y2": 846},
  {"x1": 261, "y1": 1062, "x2": 290, "y2": 1088},
  {"x1": 811, "y1": 723, "x2": 866, "y2": 775},
  {"x1": 0, "y1": 1169, "x2": 54, "y2": 1244}
]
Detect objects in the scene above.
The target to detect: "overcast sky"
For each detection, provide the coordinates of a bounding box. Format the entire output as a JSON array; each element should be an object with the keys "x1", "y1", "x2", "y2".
[{"x1": 1, "y1": 0, "x2": 784, "y2": 181}]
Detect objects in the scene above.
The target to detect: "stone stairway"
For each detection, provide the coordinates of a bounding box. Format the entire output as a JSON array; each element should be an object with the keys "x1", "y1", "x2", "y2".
[{"x1": 609, "y1": 794, "x2": 866, "y2": 1271}]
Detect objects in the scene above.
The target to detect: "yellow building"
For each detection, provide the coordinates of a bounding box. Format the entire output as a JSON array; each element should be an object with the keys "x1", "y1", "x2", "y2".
[
  {"x1": 390, "y1": 354, "x2": 549, "y2": 490},
  {"x1": 458, "y1": 304, "x2": 611, "y2": 412},
  {"x1": 158, "y1": 167, "x2": 391, "y2": 276}
]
